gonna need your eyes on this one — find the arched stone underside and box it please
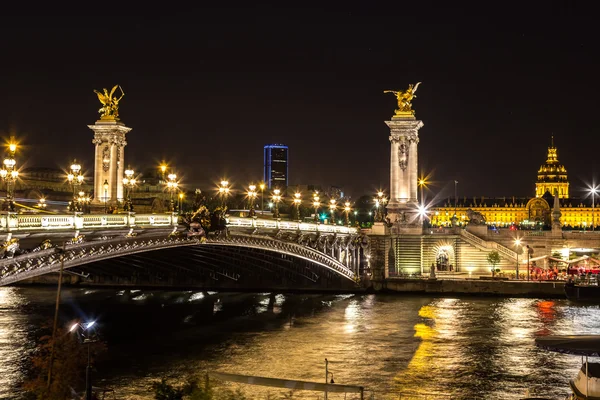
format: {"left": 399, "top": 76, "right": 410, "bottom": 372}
{"left": 0, "top": 234, "right": 361, "bottom": 291}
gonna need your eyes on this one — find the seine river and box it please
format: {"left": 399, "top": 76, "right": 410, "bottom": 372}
{"left": 1, "top": 286, "right": 598, "bottom": 399}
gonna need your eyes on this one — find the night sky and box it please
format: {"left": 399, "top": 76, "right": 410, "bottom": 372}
{"left": 0, "top": 5, "right": 597, "bottom": 200}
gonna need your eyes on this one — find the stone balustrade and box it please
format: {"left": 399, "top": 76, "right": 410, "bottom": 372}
{"left": 0, "top": 212, "right": 177, "bottom": 232}
{"left": 226, "top": 216, "right": 358, "bottom": 234}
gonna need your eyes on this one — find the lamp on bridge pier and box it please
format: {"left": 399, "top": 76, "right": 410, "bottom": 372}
{"left": 329, "top": 198, "right": 337, "bottom": 225}
{"left": 293, "top": 191, "right": 302, "bottom": 222}
{"left": 67, "top": 160, "right": 84, "bottom": 213}
{"left": 247, "top": 184, "right": 258, "bottom": 218}
{"left": 218, "top": 180, "right": 230, "bottom": 211}
{"left": 167, "top": 173, "right": 179, "bottom": 212}
{"left": 272, "top": 188, "right": 282, "bottom": 220}
{"left": 374, "top": 191, "right": 387, "bottom": 222}
{"left": 122, "top": 167, "right": 136, "bottom": 212}
{"left": 344, "top": 201, "right": 351, "bottom": 227}
{"left": 1, "top": 139, "right": 18, "bottom": 212}
{"left": 312, "top": 193, "right": 320, "bottom": 223}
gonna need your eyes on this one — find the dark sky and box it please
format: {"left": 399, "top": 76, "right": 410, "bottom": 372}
{"left": 0, "top": 4, "right": 597, "bottom": 200}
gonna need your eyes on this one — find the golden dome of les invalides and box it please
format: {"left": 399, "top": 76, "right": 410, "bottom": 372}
{"left": 430, "top": 137, "right": 595, "bottom": 229}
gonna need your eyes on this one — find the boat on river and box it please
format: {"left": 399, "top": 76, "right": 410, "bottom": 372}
{"left": 535, "top": 335, "right": 600, "bottom": 399}
{"left": 565, "top": 281, "right": 600, "bottom": 301}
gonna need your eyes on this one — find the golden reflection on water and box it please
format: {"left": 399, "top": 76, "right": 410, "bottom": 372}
{"left": 0, "top": 287, "right": 27, "bottom": 399}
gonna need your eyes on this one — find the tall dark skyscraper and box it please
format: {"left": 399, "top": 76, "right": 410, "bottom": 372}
{"left": 263, "top": 144, "right": 288, "bottom": 189}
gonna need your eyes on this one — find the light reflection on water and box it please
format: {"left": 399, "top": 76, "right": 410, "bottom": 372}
{"left": 1, "top": 287, "right": 599, "bottom": 399}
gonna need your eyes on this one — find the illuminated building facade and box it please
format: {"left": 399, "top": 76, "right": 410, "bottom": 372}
{"left": 430, "top": 138, "right": 597, "bottom": 229}
{"left": 263, "top": 144, "right": 288, "bottom": 189}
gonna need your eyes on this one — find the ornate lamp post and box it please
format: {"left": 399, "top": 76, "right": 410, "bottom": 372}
{"left": 590, "top": 184, "right": 598, "bottom": 232}
{"left": 374, "top": 191, "right": 386, "bottom": 222}
{"left": 67, "top": 160, "right": 84, "bottom": 213}
{"left": 344, "top": 201, "right": 351, "bottom": 227}
{"left": 272, "top": 188, "right": 282, "bottom": 220}
{"left": 247, "top": 184, "right": 258, "bottom": 217}
{"left": 77, "top": 191, "right": 91, "bottom": 214}
{"left": 1, "top": 140, "right": 18, "bottom": 212}
{"left": 36, "top": 197, "right": 47, "bottom": 210}
{"left": 159, "top": 164, "right": 167, "bottom": 183}
{"left": 514, "top": 238, "right": 521, "bottom": 280}
{"left": 259, "top": 182, "right": 265, "bottom": 215}
{"left": 329, "top": 198, "right": 337, "bottom": 225}
{"left": 167, "top": 173, "right": 178, "bottom": 212}
{"left": 218, "top": 180, "right": 230, "bottom": 210}
{"left": 178, "top": 192, "right": 184, "bottom": 214}
{"left": 312, "top": 193, "right": 320, "bottom": 223}
{"left": 122, "top": 167, "right": 136, "bottom": 212}
{"left": 293, "top": 192, "right": 302, "bottom": 222}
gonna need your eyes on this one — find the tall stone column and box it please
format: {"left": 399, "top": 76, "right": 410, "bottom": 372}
{"left": 89, "top": 120, "right": 131, "bottom": 205}
{"left": 385, "top": 115, "right": 423, "bottom": 225}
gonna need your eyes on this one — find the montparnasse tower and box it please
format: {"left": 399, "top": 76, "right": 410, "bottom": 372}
{"left": 535, "top": 136, "right": 569, "bottom": 199}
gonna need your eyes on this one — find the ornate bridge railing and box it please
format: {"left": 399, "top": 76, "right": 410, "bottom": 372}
{"left": 0, "top": 235, "right": 198, "bottom": 286}
{"left": 0, "top": 212, "right": 176, "bottom": 232}
{"left": 205, "top": 233, "right": 357, "bottom": 282}
{"left": 226, "top": 217, "right": 358, "bottom": 234}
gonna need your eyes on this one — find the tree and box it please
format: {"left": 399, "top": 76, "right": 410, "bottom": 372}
{"left": 487, "top": 251, "right": 501, "bottom": 277}
{"left": 22, "top": 321, "right": 106, "bottom": 399}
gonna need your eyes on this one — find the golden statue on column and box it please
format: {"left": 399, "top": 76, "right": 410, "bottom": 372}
{"left": 384, "top": 82, "right": 421, "bottom": 116}
{"left": 94, "top": 85, "right": 125, "bottom": 121}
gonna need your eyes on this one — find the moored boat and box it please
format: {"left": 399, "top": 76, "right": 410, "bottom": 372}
{"left": 565, "top": 282, "right": 600, "bottom": 301}
{"left": 536, "top": 335, "right": 600, "bottom": 399}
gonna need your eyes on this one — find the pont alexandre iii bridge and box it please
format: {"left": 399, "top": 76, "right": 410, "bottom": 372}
{"left": 0, "top": 213, "right": 369, "bottom": 291}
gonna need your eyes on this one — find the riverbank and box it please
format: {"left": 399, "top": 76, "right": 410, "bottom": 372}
{"left": 373, "top": 277, "right": 566, "bottom": 298}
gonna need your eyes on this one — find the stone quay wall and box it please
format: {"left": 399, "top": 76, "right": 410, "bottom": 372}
{"left": 372, "top": 278, "right": 566, "bottom": 298}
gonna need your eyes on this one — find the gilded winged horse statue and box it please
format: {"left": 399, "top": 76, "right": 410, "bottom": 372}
{"left": 384, "top": 82, "right": 421, "bottom": 115}
{"left": 94, "top": 85, "right": 125, "bottom": 120}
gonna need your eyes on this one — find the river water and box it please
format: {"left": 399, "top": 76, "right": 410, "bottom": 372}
{"left": 0, "top": 286, "right": 598, "bottom": 399}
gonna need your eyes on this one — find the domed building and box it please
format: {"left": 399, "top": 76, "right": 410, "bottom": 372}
{"left": 430, "top": 138, "right": 597, "bottom": 230}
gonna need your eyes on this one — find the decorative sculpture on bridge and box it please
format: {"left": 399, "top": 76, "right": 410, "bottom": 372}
{"left": 94, "top": 85, "right": 125, "bottom": 120}
{"left": 384, "top": 82, "right": 421, "bottom": 116}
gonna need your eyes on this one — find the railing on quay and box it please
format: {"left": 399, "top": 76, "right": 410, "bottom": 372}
{"left": 0, "top": 212, "right": 177, "bottom": 232}
{"left": 226, "top": 216, "right": 358, "bottom": 234}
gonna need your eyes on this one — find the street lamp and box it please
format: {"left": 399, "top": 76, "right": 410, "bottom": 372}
{"left": 418, "top": 178, "right": 427, "bottom": 207}
{"left": 77, "top": 191, "right": 91, "bottom": 214}
{"left": 218, "top": 180, "right": 230, "bottom": 210}
{"left": 69, "top": 320, "right": 98, "bottom": 400}
{"left": 178, "top": 192, "right": 184, "bottom": 214}
{"left": 1, "top": 139, "right": 18, "bottom": 213}
{"left": 36, "top": 197, "right": 47, "bottom": 210}
{"left": 293, "top": 192, "right": 302, "bottom": 222}
{"left": 67, "top": 160, "right": 84, "bottom": 213}
{"left": 122, "top": 167, "right": 136, "bottom": 212}
{"left": 590, "top": 184, "right": 598, "bottom": 232}
{"left": 344, "top": 201, "right": 351, "bottom": 227}
{"left": 167, "top": 173, "right": 178, "bottom": 212}
{"left": 102, "top": 180, "right": 109, "bottom": 213}
{"left": 514, "top": 238, "right": 521, "bottom": 280}
{"left": 247, "top": 184, "right": 258, "bottom": 217}
{"left": 312, "top": 193, "right": 320, "bottom": 223}
{"left": 375, "top": 191, "right": 386, "bottom": 222}
{"left": 259, "top": 182, "right": 265, "bottom": 215}
{"left": 272, "top": 188, "right": 282, "bottom": 220}
{"left": 324, "top": 358, "right": 335, "bottom": 400}
{"left": 159, "top": 164, "right": 167, "bottom": 183}
{"left": 329, "top": 198, "right": 337, "bottom": 225}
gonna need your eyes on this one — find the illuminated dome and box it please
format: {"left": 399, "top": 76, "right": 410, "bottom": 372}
{"left": 535, "top": 136, "right": 569, "bottom": 198}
